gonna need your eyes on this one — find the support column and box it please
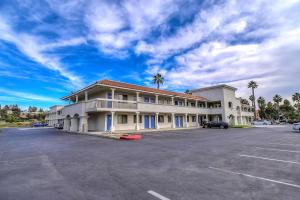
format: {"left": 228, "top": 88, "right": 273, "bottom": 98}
{"left": 85, "top": 91, "right": 88, "bottom": 102}
{"left": 206, "top": 114, "right": 209, "bottom": 122}
{"left": 185, "top": 99, "right": 188, "bottom": 107}
{"left": 111, "top": 88, "right": 115, "bottom": 108}
{"left": 70, "top": 118, "right": 77, "bottom": 132}
{"left": 79, "top": 115, "right": 89, "bottom": 133}
{"left": 205, "top": 101, "right": 208, "bottom": 108}
{"left": 155, "top": 95, "right": 159, "bottom": 104}
{"left": 75, "top": 95, "right": 78, "bottom": 103}
{"left": 136, "top": 92, "right": 140, "bottom": 102}
{"left": 111, "top": 111, "right": 115, "bottom": 132}
{"left": 171, "top": 97, "right": 174, "bottom": 105}
{"left": 63, "top": 118, "right": 69, "bottom": 131}
{"left": 172, "top": 113, "right": 175, "bottom": 128}
{"left": 195, "top": 100, "right": 198, "bottom": 107}
{"left": 156, "top": 113, "right": 159, "bottom": 129}
{"left": 185, "top": 113, "right": 188, "bottom": 128}
{"left": 135, "top": 112, "right": 140, "bottom": 130}
{"left": 196, "top": 114, "right": 199, "bottom": 127}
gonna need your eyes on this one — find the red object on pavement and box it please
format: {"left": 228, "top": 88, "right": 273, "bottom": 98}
{"left": 120, "top": 134, "right": 142, "bottom": 140}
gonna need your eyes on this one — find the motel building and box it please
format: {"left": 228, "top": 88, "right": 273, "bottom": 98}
{"left": 46, "top": 80, "right": 254, "bottom": 133}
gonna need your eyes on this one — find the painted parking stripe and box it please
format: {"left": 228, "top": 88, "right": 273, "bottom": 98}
{"left": 18, "top": 127, "right": 54, "bottom": 131}
{"left": 239, "top": 154, "right": 300, "bottom": 165}
{"left": 268, "top": 143, "right": 300, "bottom": 147}
{"left": 147, "top": 190, "right": 170, "bottom": 200}
{"left": 209, "top": 167, "right": 300, "bottom": 189}
{"left": 255, "top": 147, "right": 300, "bottom": 153}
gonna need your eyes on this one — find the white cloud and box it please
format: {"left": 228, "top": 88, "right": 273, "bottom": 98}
{"left": 140, "top": 0, "right": 300, "bottom": 101}
{"left": 0, "top": 16, "right": 83, "bottom": 88}
{"left": 84, "top": 0, "right": 178, "bottom": 57}
{"left": 0, "top": 88, "right": 61, "bottom": 102}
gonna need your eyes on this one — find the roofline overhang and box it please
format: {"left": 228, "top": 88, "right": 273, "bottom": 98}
{"left": 61, "top": 82, "right": 208, "bottom": 101}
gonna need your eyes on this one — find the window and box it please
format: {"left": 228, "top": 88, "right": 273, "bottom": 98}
{"left": 191, "top": 102, "right": 195, "bottom": 107}
{"left": 134, "top": 115, "right": 142, "bottom": 123}
{"left": 122, "top": 95, "right": 128, "bottom": 101}
{"left": 144, "top": 97, "right": 149, "bottom": 103}
{"left": 228, "top": 102, "right": 232, "bottom": 108}
{"left": 187, "top": 116, "right": 189, "bottom": 122}
{"left": 117, "top": 115, "right": 127, "bottom": 124}
{"left": 168, "top": 115, "right": 172, "bottom": 123}
{"left": 150, "top": 98, "right": 155, "bottom": 103}
{"left": 175, "top": 101, "right": 178, "bottom": 105}
{"left": 158, "top": 115, "right": 164, "bottom": 123}
{"left": 192, "top": 116, "right": 196, "bottom": 122}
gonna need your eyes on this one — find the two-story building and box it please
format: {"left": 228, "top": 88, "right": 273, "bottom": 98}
{"left": 45, "top": 105, "right": 64, "bottom": 126}
{"left": 47, "top": 79, "right": 253, "bottom": 133}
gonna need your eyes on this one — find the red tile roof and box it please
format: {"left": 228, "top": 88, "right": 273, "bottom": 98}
{"left": 97, "top": 79, "right": 207, "bottom": 101}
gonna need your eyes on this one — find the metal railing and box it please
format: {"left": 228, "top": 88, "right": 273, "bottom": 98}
{"left": 86, "top": 98, "right": 138, "bottom": 110}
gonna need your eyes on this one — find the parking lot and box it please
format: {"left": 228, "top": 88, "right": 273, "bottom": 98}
{"left": 0, "top": 126, "right": 300, "bottom": 200}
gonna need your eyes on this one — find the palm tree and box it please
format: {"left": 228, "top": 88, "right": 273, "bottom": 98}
{"left": 292, "top": 92, "right": 300, "bottom": 119}
{"left": 273, "top": 94, "right": 282, "bottom": 120}
{"left": 257, "top": 96, "right": 266, "bottom": 119}
{"left": 153, "top": 73, "right": 164, "bottom": 89}
{"left": 257, "top": 96, "right": 265, "bottom": 107}
{"left": 273, "top": 94, "right": 282, "bottom": 106}
{"left": 185, "top": 89, "right": 192, "bottom": 94}
{"left": 248, "top": 80, "right": 258, "bottom": 119}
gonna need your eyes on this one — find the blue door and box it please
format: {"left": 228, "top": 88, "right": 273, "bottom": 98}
{"left": 107, "top": 114, "right": 111, "bottom": 131}
{"left": 151, "top": 115, "right": 155, "bottom": 129}
{"left": 107, "top": 92, "right": 112, "bottom": 108}
{"left": 180, "top": 116, "right": 184, "bottom": 127}
{"left": 144, "top": 115, "right": 149, "bottom": 129}
{"left": 175, "top": 116, "right": 179, "bottom": 128}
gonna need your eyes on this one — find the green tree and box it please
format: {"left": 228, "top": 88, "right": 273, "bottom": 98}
{"left": 292, "top": 92, "right": 300, "bottom": 119}
{"left": 153, "top": 73, "right": 164, "bottom": 89}
{"left": 257, "top": 96, "right": 266, "bottom": 119}
{"left": 273, "top": 94, "right": 282, "bottom": 119}
{"left": 265, "top": 102, "right": 277, "bottom": 120}
{"left": 248, "top": 81, "right": 258, "bottom": 119}
{"left": 185, "top": 89, "right": 192, "bottom": 94}
{"left": 279, "top": 99, "right": 294, "bottom": 120}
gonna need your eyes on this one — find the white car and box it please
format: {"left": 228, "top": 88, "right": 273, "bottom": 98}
{"left": 293, "top": 123, "right": 300, "bottom": 131}
{"left": 252, "top": 120, "right": 272, "bottom": 125}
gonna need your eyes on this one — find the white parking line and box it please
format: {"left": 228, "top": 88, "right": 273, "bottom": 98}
{"left": 239, "top": 154, "right": 300, "bottom": 165}
{"left": 18, "top": 127, "right": 53, "bottom": 131}
{"left": 255, "top": 147, "right": 300, "bottom": 153}
{"left": 209, "top": 167, "right": 300, "bottom": 189}
{"left": 269, "top": 143, "right": 300, "bottom": 147}
{"left": 147, "top": 190, "right": 170, "bottom": 200}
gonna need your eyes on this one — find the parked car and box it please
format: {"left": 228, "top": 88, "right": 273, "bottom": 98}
{"left": 293, "top": 122, "right": 300, "bottom": 131}
{"left": 55, "top": 123, "right": 63, "bottom": 129}
{"left": 203, "top": 121, "right": 229, "bottom": 129}
{"left": 251, "top": 120, "right": 272, "bottom": 125}
{"left": 31, "top": 122, "right": 48, "bottom": 127}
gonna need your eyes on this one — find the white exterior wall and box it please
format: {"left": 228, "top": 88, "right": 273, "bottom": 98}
{"left": 56, "top": 83, "right": 254, "bottom": 133}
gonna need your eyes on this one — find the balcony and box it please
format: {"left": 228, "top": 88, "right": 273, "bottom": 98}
{"left": 86, "top": 98, "right": 138, "bottom": 112}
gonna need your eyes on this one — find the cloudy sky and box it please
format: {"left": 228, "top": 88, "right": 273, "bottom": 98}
{"left": 0, "top": 0, "right": 299, "bottom": 109}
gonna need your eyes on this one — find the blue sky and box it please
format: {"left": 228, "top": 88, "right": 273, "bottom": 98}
{"left": 0, "top": 0, "right": 300, "bottom": 109}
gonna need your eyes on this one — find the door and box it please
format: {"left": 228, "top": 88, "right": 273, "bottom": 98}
{"left": 151, "top": 115, "right": 155, "bottom": 129}
{"left": 107, "top": 92, "right": 112, "bottom": 108}
{"left": 175, "top": 116, "right": 179, "bottom": 128}
{"left": 180, "top": 116, "right": 184, "bottom": 127}
{"left": 144, "top": 115, "right": 149, "bottom": 129}
{"left": 106, "top": 114, "right": 111, "bottom": 131}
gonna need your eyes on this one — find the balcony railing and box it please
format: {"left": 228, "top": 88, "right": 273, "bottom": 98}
{"left": 86, "top": 98, "right": 138, "bottom": 110}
